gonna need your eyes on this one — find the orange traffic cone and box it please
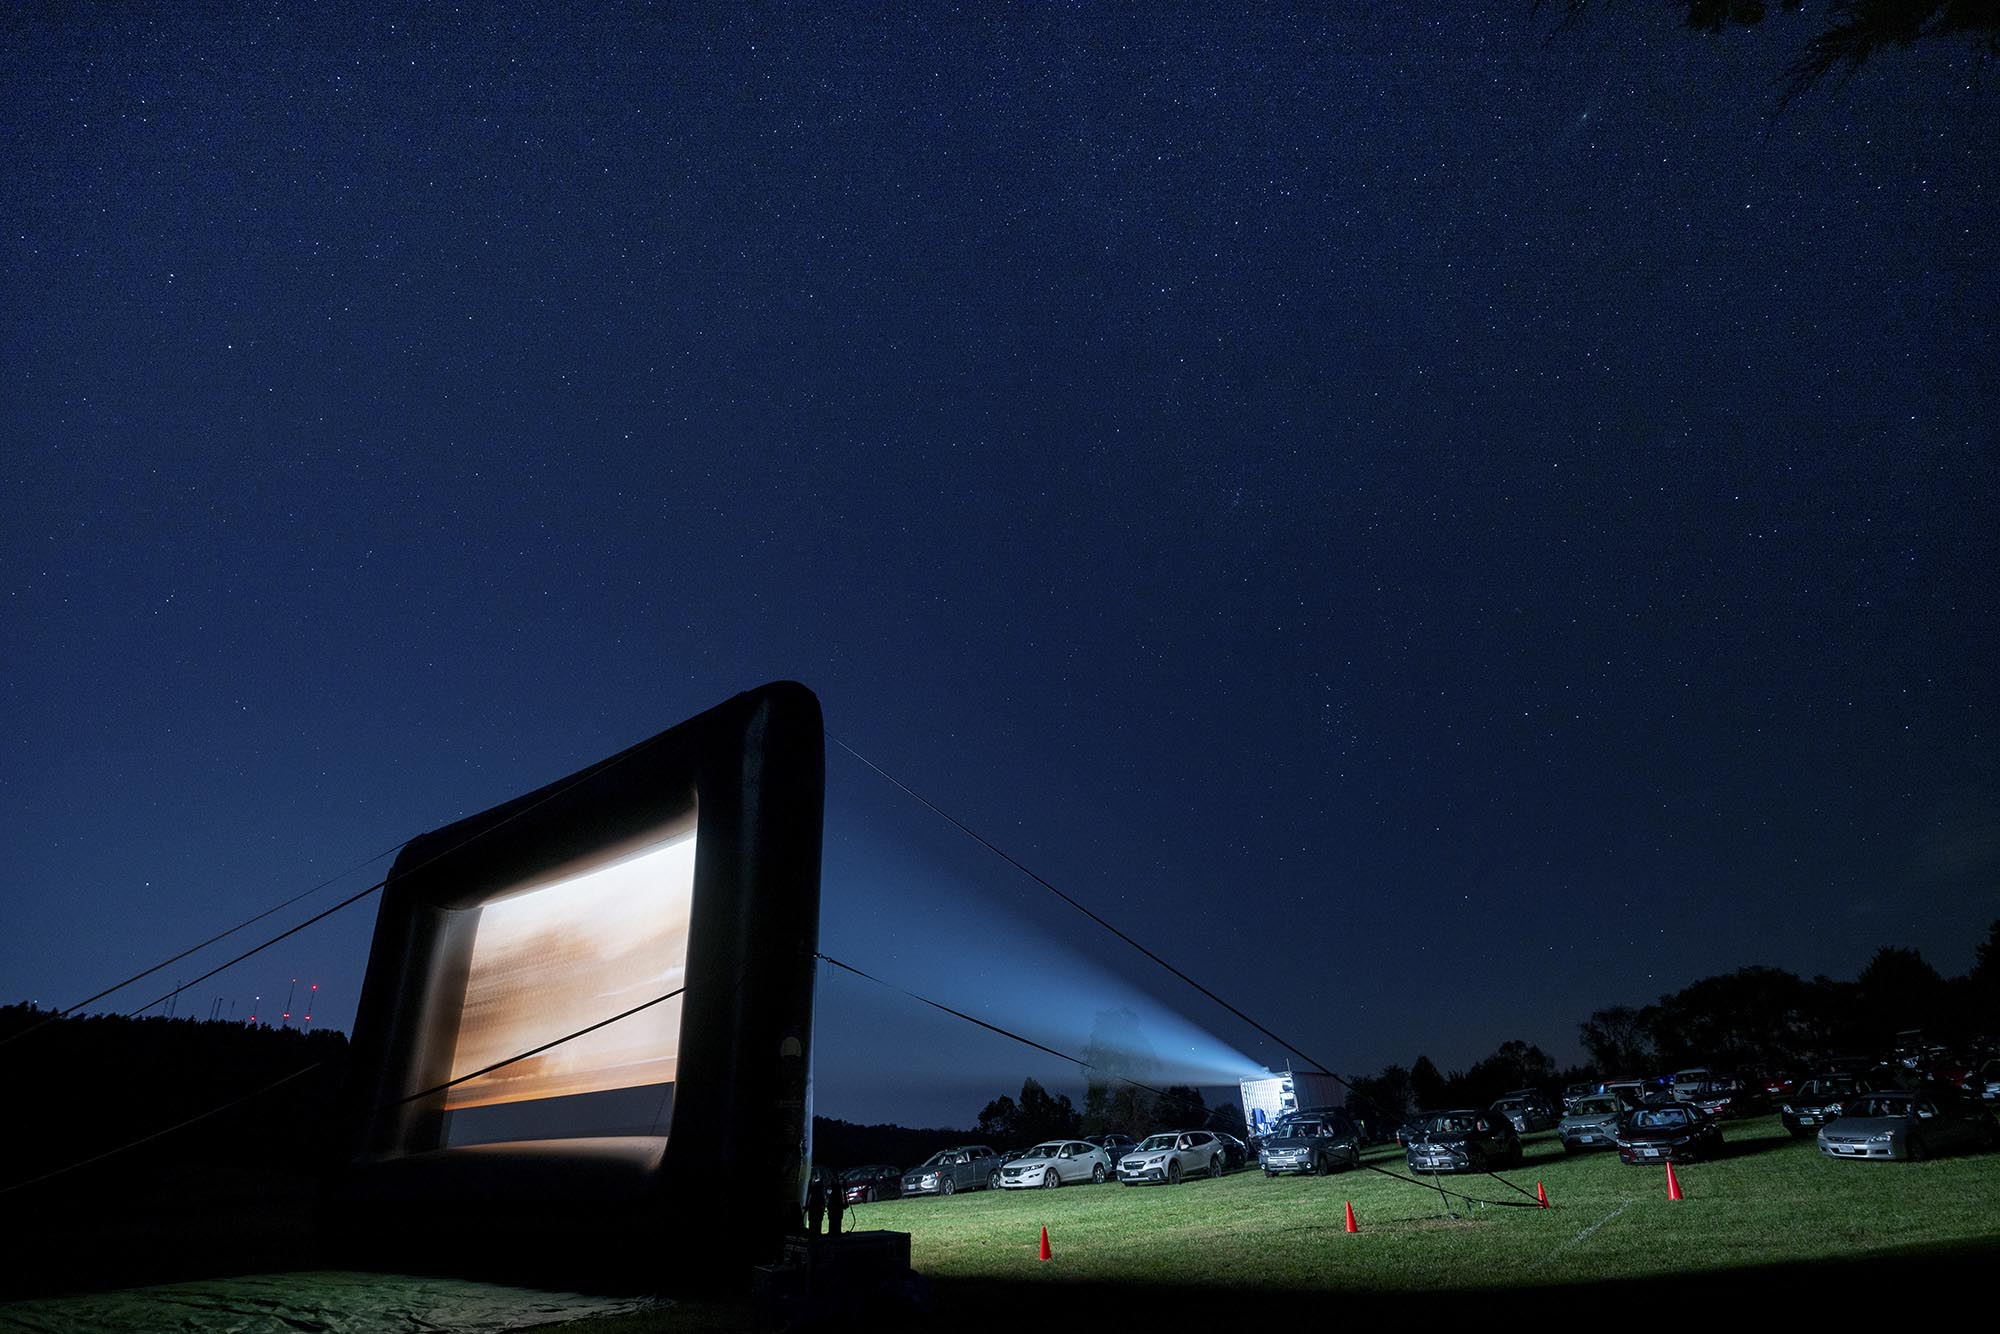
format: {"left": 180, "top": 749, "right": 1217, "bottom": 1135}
{"left": 1666, "top": 1162, "right": 1683, "bottom": 1201}
{"left": 1038, "top": 1226, "right": 1052, "bottom": 1260}
{"left": 1536, "top": 1181, "right": 1550, "bottom": 1209}
{"left": 1343, "top": 1201, "right": 1359, "bottom": 1234}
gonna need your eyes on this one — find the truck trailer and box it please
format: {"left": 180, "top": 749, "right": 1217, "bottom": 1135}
{"left": 1240, "top": 1071, "right": 1346, "bottom": 1140}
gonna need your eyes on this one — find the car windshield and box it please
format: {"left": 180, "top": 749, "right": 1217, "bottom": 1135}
{"left": 840, "top": 1167, "right": 875, "bottom": 1182}
{"left": 1018, "top": 1144, "right": 1059, "bottom": 1159}
{"left": 1633, "top": 1108, "right": 1691, "bottom": 1128}
{"left": 919, "top": 1153, "right": 950, "bottom": 1168}
{"left": 1136, "top": 1135, "right": 1178, "bottom": 1153}
{"left": 1422, "top": 1114, "right": 1478, "bottom": 1135}
{"left": 1573, "top": 1097, "right": 1619, "bottom": 1115}
{"left": 1801, "top": 1078, "right": 1857, "bottom": 1097}
{"left": 1846, "top": 1096, "right": 1910, "bottom": 1118}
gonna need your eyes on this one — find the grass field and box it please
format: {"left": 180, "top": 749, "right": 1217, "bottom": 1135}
{"left": 848, "top": 1113, "right": 2000, "bottom": 1292}
{"left": 6, "top": 1114, "right": 1992, "bottom": 1330}
{"left": 572, "top": 1113, "right": 2000, "bottom": 1329}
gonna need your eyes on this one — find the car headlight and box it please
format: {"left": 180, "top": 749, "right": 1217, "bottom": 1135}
{"left": 1825, "top": 1103, "right": 1842, "bottom": 1114}
{"left": 921, "top": 1173, "right": 938, "bottom": 1185}
{"left": 1781, "top": 1104, "right": 1794, "bottom": 1114}
{"left": 1867, "top": 1133, "right": 1893, "bottom": 1143}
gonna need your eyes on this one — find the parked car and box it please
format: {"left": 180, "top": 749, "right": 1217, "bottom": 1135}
{"left": 1613, "top": 1102, "right": 1722, "bottom": 1165}
{"left": 1817, "top": 1091, "right": 1999, "bottom": 1162}
{"left": 1668, "top": 1068, "right": 1716, "bottom": 1097}
{"left": 900, "top": 1145, "right": 1003, "bottom": 1196}
{"left": 1117, "top": 1130, "right": 1226, "bottom": 1185}
{"left": 1966, "top": 1059, "right": 2000, "bottom": 1103}
{"left": 1684, "top": 1073, "right": 1759, "bottom": 1119}
{"left": 1557, "top": 1094, "right": 1625, "bottom": 1153}
{"left": 1085, "top": 1133, "right": 1137, "bottom": 1160}
{"left": 1497, "top": 1088, "right": 1558, "bottom": 1119}
{"left": 1781, "top": 1074, "right": 1870, "bottom": 1138}
{"left": 838, "top": 1164, "right": 903, "bottom": 1205}
{"left": 1259, "top": 1112, "right": 1363, "bottom": 1176}
{"left": 998, "top": 1140, "right": 1112, "bottom": 1189}
{"left": 1757, "top": 1069, "right": 1800, "bottom": 1100}
{"left": 1214, "top": 1131, "right": 1252, "bottom": 1170}
{"left": 1404, "top": 1109, "right": 1522, "bottom": 1174}
{"left": 1599, "top": 1078, "right": 1650, "bottom": 1108}
{"left": 1561, "top": 1082, "right": 1594, "bottom": 1111}
{"left": 1492, "top": 1095, "right": 1556, "bottom": 1133}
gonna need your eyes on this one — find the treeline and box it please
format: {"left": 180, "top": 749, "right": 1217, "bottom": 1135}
{"left": 0, "top": 1003, "right": 351, "bottom": 1199}
{"left": 1345, "top": 921, "right": 2000, "bottom": 1125}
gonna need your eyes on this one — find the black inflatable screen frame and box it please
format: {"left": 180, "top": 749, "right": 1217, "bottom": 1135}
{"left": 325, "top": 682, "right": 822, "bottom": 1286}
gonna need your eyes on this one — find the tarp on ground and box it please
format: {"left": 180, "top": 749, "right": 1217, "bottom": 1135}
{"left": 0, "top": 1270, "right": 659, "bottom": 1334}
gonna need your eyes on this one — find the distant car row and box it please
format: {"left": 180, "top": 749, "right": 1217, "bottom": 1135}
{"left": 1550, "top": 1084, "right": 1998, "bottom": 1165}
{"left": 836, "top": 1070, "right": 2000, "bottom": 1205}
{"left": 1558, "top": 1053, "right": 2000, "bottom": 1118}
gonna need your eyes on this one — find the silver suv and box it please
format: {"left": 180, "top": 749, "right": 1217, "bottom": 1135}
{"left": 900, "top": 1144, "right": 1002, "bottom": 1196}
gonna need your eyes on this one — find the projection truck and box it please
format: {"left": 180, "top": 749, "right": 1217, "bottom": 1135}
{"left": 1240, "top": 1070, "right": 1346, "bottom": 1141}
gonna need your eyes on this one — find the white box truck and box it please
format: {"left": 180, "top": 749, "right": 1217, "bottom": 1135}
{"left": 1240, "top": 1071, "right": 1346, "bottom": 1141}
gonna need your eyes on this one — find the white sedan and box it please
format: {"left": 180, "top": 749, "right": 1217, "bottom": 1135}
{"left": 1117, "top": 1130, "right": 1226, "bottom": 1186}
{"left": 997, "top": 1140, "right": 1112, "bottom": 1188}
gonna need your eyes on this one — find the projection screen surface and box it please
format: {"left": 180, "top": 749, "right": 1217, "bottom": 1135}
{"left": 440, "top": 828, "right": 695, "bottom": 1144}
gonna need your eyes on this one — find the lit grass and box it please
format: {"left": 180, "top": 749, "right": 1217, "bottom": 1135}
{"left": 855, "top": 1117, "right": 2000, "bottom": 1293}
{"left": 567, "top": 1116, "right": 2000, "bottom": 1329}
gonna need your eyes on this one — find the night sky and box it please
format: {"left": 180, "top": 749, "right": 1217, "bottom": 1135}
{"left": 4, "top": 5, "right": 1995, "bottom": 1128}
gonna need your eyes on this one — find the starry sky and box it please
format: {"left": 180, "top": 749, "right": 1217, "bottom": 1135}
{"left": 4, "top": 4, "right": 1996, "bottom": 1128}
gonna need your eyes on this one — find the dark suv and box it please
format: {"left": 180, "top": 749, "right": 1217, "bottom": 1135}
{"left": 1258, "top": 1110, "right": 1364, "bottom": 1176}
{"left": 1405, "top": 1108, "right": 1523, "bottom": 1174}
{"left": 1781, "top": 1073, "right": 1871, "bottom": 1138}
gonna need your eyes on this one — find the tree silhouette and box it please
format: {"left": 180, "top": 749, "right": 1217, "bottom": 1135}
{"left": 1854, "top": 945, "right": 1949, "bottom": 1042}
{"left": 1410, "top": 1055, "right": 1447, "bottom": 1110}
{"left": 1554, "top": 1, "right": 2000, "bottom": 100}
{"left": 1079, "top": 1007, "right": 1163, "bottom": 1136}
{"left": 1579, "top": 1003, "right": 1656, "bottom": 1073}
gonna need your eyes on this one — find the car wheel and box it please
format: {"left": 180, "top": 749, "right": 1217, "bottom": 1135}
{"left": 1467, "top": 1148, "right": 1487, "bottom": 1173}
{"left": 940, "top": 1177, "right": 956, "bottom": 1196}
{"left": 1906, "top": 1136, "right": 1926, "bottom": 1162}
{"left": 1264, "top": 1169, "right": 1276, "bottom": 1177}
{"left": 1092, "top": 1164, "right": 1106, "bottom": 1183}
{"left": 1346, "top": 1145, "right": 1361, "bottom": 1171}
{"left": 1042, "top": 1168, "right": 1060, "bottom": 1189}
{"left": 1210, "top": 1154, "right": 1222, "bottom": 1178}
{"left": 988, "top": 1170, "right": 1002, "bottom": 1190}
{"left": 865, "top": 1186, "right": 878, "bottom": 1203}
{"left": 1167, "top": 1161, "right": 1182, "bottom": 1185}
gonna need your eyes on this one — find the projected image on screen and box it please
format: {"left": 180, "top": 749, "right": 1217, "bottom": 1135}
{"left": 441, "top": 828, "right": 694, "bottom": 1146}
